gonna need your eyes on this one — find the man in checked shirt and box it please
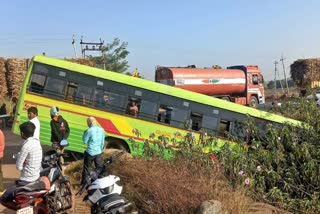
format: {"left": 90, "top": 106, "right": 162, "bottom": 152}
{"left": 0, "top": 121, "right": 42, "bottom": 208}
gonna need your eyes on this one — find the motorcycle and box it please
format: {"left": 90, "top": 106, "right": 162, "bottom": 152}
{"left": 77, "top": 150, "right": 134, "bottom": 214}
{"left": 2, "top": 149, "right": 74, "bottom": 214}
{"left": 40, "top": 149, "right": 74, "bottom": 213}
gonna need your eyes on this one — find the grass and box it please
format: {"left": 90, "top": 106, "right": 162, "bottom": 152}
{"left": 65, "top": 150, "right": 253, "bottom": 214}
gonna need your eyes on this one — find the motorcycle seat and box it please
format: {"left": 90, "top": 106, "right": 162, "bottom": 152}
{"left": 15, "top": 176, "right": 51, "bottom": 194}
{"left": 16, "top": 189, "right": 47, "bottom": 196}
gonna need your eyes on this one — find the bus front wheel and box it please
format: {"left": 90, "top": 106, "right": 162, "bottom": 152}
{"left": 105, "top": 138, "right": 130, "bottom": 152}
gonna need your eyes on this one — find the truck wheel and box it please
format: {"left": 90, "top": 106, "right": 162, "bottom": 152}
{"left": 249, "top": 96, "right": 258, "bottom": 107}
{"left": 221, "top": 96, "right": 230, "bottom": 102}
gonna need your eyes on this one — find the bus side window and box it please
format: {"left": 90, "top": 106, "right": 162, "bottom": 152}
{"left": 202, "top": 115, "right": 218, "bottom": 132}
{"left": 93, "top": 89, "right": 106, "bottom": 108}
{"left": 108, "top": 92, "right": 126, "bottom": 113}
{"left": 158, "top": 105, "right": 172, "bottom": 124}
{"left": 44, "top": 77, "right": 65, "bottom": 99}
{"left": 190, "top": 112, "right": 202, "bottom": 131}
{"left": 29, "top": 74, "right": 46, "bottom": 94}
{"left": 126, "top": 98, "right": 140, "bottom": 117}
{"left": 65, "top": 82, "right": 77, "bottom": 102}
{"left": 76, "top": 85, "right": 93, "bottom": 105}
{"left": 139, "top": 99, "right": 157, "bottom": 121}
{"left": 218, "top": 119, "right": 230, "bottom": 137}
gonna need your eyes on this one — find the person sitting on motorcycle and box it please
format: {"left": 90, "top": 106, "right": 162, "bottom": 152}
{"left": 0, "top": 121, "right": 43, "bottom": 208}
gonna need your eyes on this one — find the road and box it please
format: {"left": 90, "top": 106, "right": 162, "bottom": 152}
{"left": 1, "top": 126, "right": 22, "bottom": 213}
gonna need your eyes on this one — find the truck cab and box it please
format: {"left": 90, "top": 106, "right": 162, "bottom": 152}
{"left": 227, "top": 65, "right": 265, "bottom": 107}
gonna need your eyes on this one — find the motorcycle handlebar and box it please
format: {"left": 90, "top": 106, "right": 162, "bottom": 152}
{"left": 76, "top": 183, "right": 87, "bottom": 195}
{"left": 105, "top": 150, "right": 126, "bottom": 164}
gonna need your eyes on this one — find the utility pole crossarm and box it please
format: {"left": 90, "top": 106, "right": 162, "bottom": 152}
{"left": 80, "top": 36, "right": 105, "bottom": 59}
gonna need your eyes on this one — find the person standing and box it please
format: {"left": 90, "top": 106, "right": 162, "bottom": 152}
{"left": 0, "top": 128, "right": 5, "bottom": 194}
{"left": 81, "top": 117, "right": 105, "bottom": 185}
{"left": 50, "top": 106, "right": 70, "bottom": 150}
{"left": 27, "top": 107, "right": 40, "bottom": 140}
{"left": 0, "top": 122, "right": 42, "bottom": 208}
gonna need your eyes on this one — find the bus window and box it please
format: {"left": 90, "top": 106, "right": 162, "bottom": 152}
{"left": 171, "top": 108, "right": 188, "bottom": 129}
{"left": 76, "top": 85, "right": 93, "bottom": 105}
{"left": 218, "top": 119, "right": 231, "bottom": 137}
{"left": 29, "top": 73, "right": 46, "bottom": 94}
{"left": 190, "top": 112, "right": 202, "bottom": 131}
{"left": 126, "top": 98, "right": 140, "bottom": 117}
{"left": 65, "top": 82, "right": 77, "bottom": 102}
{"left": 139, "top": 99, "right": 157, "bottom": 121}
{"left": 202, "top": 115, "right": 218, "bottom": 131}
{"left": 44, "top": 77, "right": 65, "bottom": 99}
{"left": 93, "top": 89, "right": 106, "bottom": 108}
{"left": 108, "top": 92, "right": 126, "bottom": 113}
{"left": 158, "top": 105, "right": 172, "bottom": 124}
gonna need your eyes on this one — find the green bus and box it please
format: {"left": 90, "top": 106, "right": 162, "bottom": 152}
{"left": 12, "top": 55, "right": 302, "bottom": 156}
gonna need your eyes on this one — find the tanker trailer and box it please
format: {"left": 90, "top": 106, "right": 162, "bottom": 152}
{"left": 155, "top": 65, "right": 265, "bottom": 107}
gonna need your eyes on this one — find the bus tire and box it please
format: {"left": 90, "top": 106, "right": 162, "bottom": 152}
{"left": 249, "top": 96, "right": 258, "bottom": 108}
{"left": 105, "top": 137, "right": 130, "bottom": 152}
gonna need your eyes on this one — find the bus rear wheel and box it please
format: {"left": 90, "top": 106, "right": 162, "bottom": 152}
{"left": 105, "top": 138, "right": 130, "bottom": 152}
{"left": 249, "top": 96, "right": 258, "bottom": 108}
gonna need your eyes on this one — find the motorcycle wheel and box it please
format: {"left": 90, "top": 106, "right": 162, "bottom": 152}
{"left": 91, "top": 205, "right": 107, "bottom": 214}
{"left": 47, "top": 179, "right": 74, "bottom": 213}
{"left": 58, "top": 180, "right": 74, "bottom": 213}
{"left": 34, "top": 204, "right": 47, "bottom": 214}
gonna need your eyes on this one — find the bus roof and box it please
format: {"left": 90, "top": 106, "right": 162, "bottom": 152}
{"left": 32, "top": 55, "right": 302, "bottom": 126}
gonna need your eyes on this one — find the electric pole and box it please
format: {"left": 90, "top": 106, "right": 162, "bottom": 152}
{"left": 72, "top": 35, "right": 78, "bottom": 58}
{"left": 280, "top": 54, "right": 290, "bottom": 95}
{"left": 274, "top": 60, "right": 284, "bottom": 93}
{"left": 274, "top": 61, "right": 278, "bottom": 97}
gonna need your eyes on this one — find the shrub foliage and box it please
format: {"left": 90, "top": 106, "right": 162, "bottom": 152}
{"left": 66, "top": 97, "right": 319, "bottom": 213}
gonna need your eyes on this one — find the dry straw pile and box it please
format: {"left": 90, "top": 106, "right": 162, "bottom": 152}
{"left": 6, "top": 58, "right": 30, "bottom": 99}
{"left": 290, "top": 58, "right": 320, "bottom": 87}
{"left": 65, "top": 58, "right": 96, "bottom": 67}
{"left": 0, "top": 58, "right": 8, "bottom": 99}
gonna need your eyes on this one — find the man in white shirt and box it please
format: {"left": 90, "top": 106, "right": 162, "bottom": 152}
{"left": 27, "top": 107, "right": 40, "bottom": 140}
{"left": 0, "top": 121, "right": 42, "bottom": 208}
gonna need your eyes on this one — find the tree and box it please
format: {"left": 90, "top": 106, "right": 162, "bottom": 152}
{"left": 88, "top": 38, "right": 129, "bottom": 73}
{"left": 267, "top": 80, "right": 275, "bottom": 89}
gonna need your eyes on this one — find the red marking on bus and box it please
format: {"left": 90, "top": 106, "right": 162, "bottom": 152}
{"left": 202, "top": 79, "right": 209, "bottom": 83}
{"left": 95, "top": 118, "right": 120, "bottom": 135}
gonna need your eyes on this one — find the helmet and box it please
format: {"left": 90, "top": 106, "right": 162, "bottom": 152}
{"left": 50, "top": 106, "right": 59, "bottom": 116}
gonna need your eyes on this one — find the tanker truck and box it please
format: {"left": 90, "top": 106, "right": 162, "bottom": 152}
{"left": 155, "top": 65, "right": 265, "bottom": 107}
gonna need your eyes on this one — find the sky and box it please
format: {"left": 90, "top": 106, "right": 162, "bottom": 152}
{"left": 1, "top": 0, "right": 320, "bottom": 81}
